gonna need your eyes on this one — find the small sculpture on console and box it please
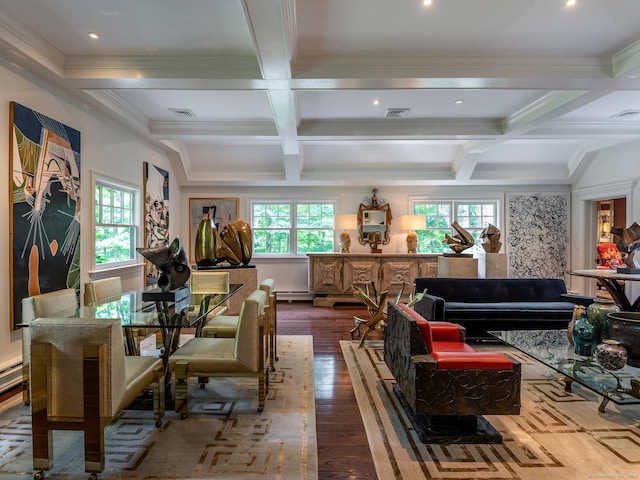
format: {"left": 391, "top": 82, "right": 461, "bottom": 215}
{"left": 481, "top": 224, "right": 502, "bottom": 253}
{"left": 611, "top": 222, "right": 640, "bottom": 269}
{"left": 137, "top": 236, "right": 191, "bottom": 291}
{"left": 195, "top": 206, "right": 253, "bottom": 267}
{"left": 443, "top": 220, "right": 475, "bottom": 254}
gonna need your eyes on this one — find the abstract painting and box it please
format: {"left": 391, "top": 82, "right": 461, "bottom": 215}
{"left": 143, "top": 162, "right": 170, "bottom": 279}
{"left": 9, "top": 102, "right": 81, "bottom": 330}
{"left": 188, "top": 198, "right": 238, "bottom": 263}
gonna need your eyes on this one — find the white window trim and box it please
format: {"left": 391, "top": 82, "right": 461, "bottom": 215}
{"left": 91, "top": 170, "right": 142, "bottom": 271}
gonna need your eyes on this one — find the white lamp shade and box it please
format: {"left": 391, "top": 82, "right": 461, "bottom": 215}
{"left": 335, "top": 214, "right": 357, "bottom": 230}
{"left": 401, "top": 214, "right": 425, "bottom": 231}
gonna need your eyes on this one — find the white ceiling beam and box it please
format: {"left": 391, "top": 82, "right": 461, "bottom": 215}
{"left": 451, "top": 149, "right": 479, "bottom": 181}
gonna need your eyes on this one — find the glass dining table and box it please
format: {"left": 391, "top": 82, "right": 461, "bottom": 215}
{"left": 51, "top": 283, "right": 245, "bottom": 372}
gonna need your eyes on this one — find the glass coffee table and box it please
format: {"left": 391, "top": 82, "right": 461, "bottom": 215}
{"left": 489, "top": 329, "right": 640, "bottom": 413}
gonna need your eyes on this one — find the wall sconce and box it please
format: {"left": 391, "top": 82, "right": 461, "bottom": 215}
{"left": 401, "top": 214, "right": 426, "bottom": 254}
{"left": 335, "top": 214, "right": 357, "bottom": 253}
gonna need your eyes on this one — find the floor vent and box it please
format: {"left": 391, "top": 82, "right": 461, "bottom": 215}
{"left": 385, "top": 108, "right": 410, "bottom": 118}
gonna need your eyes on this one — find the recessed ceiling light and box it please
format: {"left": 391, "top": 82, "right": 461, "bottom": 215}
{"left": 88, "top": 32, "right": 100, "bottom": 39}
{"left": 565, "top": 0, "right": 577, "bottom": 7}
{"left": 373, "top": 99, "right": 380, "bottom": 106}
{"left": 455, "top": 99, "right": 464, "bottom": 104}
{"left": 422, "top": 0, "right": 434, "bottom": 6}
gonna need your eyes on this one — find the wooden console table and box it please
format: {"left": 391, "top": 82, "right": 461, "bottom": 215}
{"left": 307, "top": 253, "right": 439, "bottom": 307}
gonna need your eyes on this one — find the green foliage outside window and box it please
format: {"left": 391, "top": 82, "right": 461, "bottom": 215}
{"left": 95, "top": 183, "right": 136, "bottom": 265}
{"left": 252, "top": 201, "right": 335, "bottom": 254}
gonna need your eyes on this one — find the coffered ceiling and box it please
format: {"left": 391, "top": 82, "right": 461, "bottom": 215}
{"left": 2, "top": 0, "right": 640, "bottom": 187}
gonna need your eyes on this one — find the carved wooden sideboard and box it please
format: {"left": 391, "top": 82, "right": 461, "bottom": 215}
{"left": 307, "top": 253, "right": 439, "bottom": 307}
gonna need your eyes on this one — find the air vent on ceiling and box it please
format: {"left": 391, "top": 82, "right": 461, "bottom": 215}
{"left": 385, "top": 108, "right": 410, "bottom": 118}
{"left": 611, "top": 110, "right": 640, "bottom": 119}
{"left": 169, "top": 108, "right": 196, "bottom": 119}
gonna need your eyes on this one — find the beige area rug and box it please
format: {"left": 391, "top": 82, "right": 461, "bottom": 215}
{"left": 0, "top": 335, "right": 317, "bottom": 480}
{"left": 341, "top": 339, "right": 640, "bottom": 480}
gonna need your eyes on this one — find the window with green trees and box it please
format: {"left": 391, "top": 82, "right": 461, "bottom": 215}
{"left": 95, "top": 181, "right": 138, "bottom": 266}
{"left": 252, "top": 201, "right": 335, "bottom": 254}
{"left": 413, "top": 200, "right": 499, "bottom": 253}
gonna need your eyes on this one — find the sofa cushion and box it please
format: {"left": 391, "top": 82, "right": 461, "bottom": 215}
{"left": 445, "top": 301, "right": 574, "bottom": 320}
{"left": 431, "top": 351, "right": 514, "bottom": 370}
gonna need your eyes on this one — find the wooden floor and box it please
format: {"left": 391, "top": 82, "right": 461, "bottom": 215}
{"left": 1, "top": 301, "right": 380, "bottom": 480}
{"left": 277, "top": 301, "right": 381, "bottom": 480}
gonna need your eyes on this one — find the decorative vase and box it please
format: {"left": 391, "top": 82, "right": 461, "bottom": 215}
{"left": 587, "top": 298, "right": 620, "bottom": 342}
{"left": 573, "top": 313, "right": 596, "bottom": 357}
{"left": 606, "top": 312, "right": 640, "bottom": 367}
{"left": 595, "top": 339, "right": 628, "bottom": 370}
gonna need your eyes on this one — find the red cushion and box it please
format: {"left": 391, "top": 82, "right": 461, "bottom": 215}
{"left": 399, "top": 304, "right": 434, "bottom": 352}
{"left": 597, "top": 242, "right": 622, "bottom": 268}
{"left": 432, "top": 341, "right": 476, "bottom": 353}
{"left": 431, "top": 351, "right": 514, "bottom": 370}
{"left": 430, "top": 322, "right": 463, "bottom": 342}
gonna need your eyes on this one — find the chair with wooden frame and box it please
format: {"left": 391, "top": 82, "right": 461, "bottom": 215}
{"left": 168, "top": 288, "right": 269, "bottom": 417}
{"left": 21, "top": 288, "right": 79, "bottom": 406}
{"left": 29, "top": 317, "right": 165, "bottom": 480}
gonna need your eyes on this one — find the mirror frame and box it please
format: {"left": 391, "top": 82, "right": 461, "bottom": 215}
{"left": 357, "top": 189, "right": 392, "bottom": 246}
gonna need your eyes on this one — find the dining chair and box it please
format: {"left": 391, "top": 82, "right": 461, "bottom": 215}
{"left": 188, "top": 271, "right": 229, "bottom": 337}
{"left": 168, "top": 288, "right": 269, "bottom": 417}
{"left": 21, "top": 288, "right": 79, "bottom": 406}
{"left": 85, "top": 276, "right": 157, "bottom": 355}
{"left": 30, "top": 316, "right": 165, "bottom": 479}
{"left": 84, "top": 277, "right": 124, "bottom": 305}
{"left": 200, "top": 278, "right": 277, "bottom": 370}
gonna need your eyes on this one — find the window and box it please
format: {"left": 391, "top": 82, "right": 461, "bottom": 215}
{"left": 252, "top": 201, "right": 335, "bottom": 255}
{"left": 94, "top": 180, "right": 138, "bottom": 267}
{"left": 412, "top": 199, "right": 499, "bottom": 253}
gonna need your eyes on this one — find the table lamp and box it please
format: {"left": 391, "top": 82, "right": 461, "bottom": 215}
{"left": 335, "top": 214, "right": 357, "bottom": 253}
{"left": 401, "top": 214, "right": 426, "bottom": 254}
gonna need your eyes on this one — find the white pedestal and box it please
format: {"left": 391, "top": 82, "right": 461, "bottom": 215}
{"left": 476, "top": 252, "right": 508, "bottom": 278}
{"left": 437, "top": 256, "right": 478, "bottom": 278}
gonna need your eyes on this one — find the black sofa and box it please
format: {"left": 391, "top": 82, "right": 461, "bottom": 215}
{"left": 413, "top": 277, "right": 593, "bottom": 339}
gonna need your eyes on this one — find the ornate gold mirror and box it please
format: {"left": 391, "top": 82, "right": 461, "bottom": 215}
{"left": 357, "top": 188, "right": 392, "bottom": 252}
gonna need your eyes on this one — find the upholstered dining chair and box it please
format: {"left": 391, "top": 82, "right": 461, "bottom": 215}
{"left": 84, "top": 277, "right": 124, "bottom": 306}
{"left": 85, "top": 276, "right": 158, "bottom": 356}
{"left": 21, "top": 288, "right": 79, "bottom": 406}
{"left": 168, "top": 288, "right": 269, "bottom": 417}
{"left": 200, "top": 278, "right": 277, "bottom": 370}
{"left": 29, "top": 317, "right": 165, "bottom": 480}
{"left": 188, "top": 271, "right": 230, "bottom": 337}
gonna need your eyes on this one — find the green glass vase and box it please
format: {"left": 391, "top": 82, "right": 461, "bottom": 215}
{"left": 587, "top": 298, "right": 620, "bottom": 343}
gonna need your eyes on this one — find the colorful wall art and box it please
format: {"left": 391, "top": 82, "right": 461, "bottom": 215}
{"left": 9, "top": 102, "right": 81, "bottom": 330}
{"left": 143, "top": 162, "right": 170, "bottom": 279}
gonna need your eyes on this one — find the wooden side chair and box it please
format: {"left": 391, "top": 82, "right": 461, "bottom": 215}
{"left": 168, "top": 289, "right": 269, "bottom": 417}
{"left": 21, "top": 288, "right": 79, "bottom": 406}
{"left": 30, "top": 317, "right": 165, "bottom": 479}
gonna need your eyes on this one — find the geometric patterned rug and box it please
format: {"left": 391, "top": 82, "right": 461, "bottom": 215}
{"left": 0, "top": 335, "right": 317, "bottom": 479}
{"left": 341, "top": 339, "right": 640, "bottom": 480}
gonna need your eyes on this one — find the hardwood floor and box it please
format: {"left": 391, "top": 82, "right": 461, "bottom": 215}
{"left": 277, "top": 301, "right": 382, "bottom": 480}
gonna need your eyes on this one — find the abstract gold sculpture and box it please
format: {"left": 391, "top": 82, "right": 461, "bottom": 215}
{"left": 443, "top": 220, "right": 475, "bottom": 254}
{"left": 195, "top": 209, "right": 253, "bottom": 267}
{"left": 481, "top": 224, "right": 502, "bottom": 253}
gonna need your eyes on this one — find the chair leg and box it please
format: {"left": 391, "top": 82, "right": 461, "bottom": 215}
{"left": 174, "top": 361, "right": 189, "bottom": 418}
{"left": 153, "top": 369, "right": 166, "bottom": 427}
{"left": 258, "top": 373, "right": 266, "bottom": 412}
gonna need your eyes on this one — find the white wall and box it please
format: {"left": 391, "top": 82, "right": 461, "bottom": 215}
{"left": 0, "top": 63, "right": 177, "bottom": 373}
{"left": 181, "top": 184, "right": 571, "bottom": 299}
